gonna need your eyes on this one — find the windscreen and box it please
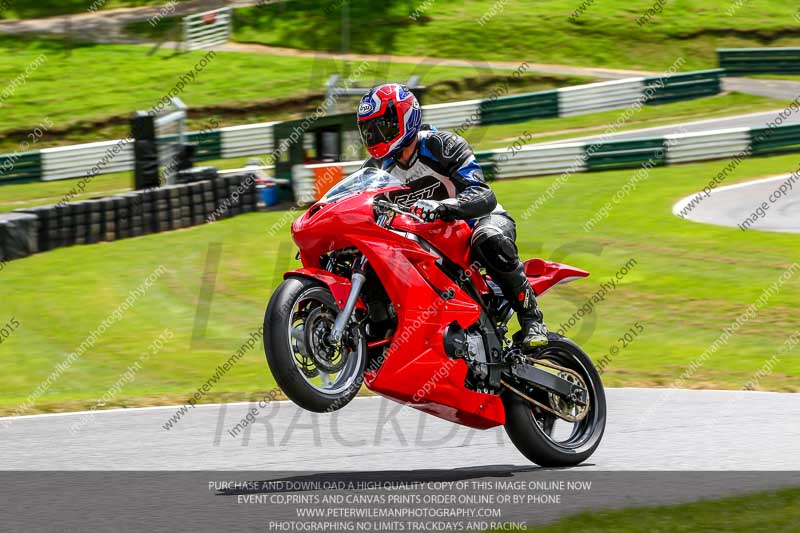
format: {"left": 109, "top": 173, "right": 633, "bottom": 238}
{"left": 320, "top": 167, "right": 404, "bottom": 203}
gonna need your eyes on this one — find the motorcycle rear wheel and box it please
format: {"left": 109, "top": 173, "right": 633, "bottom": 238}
{"left": 264, "top": 276, "right": 366, "bottom": 413}
{"left": 503, "top": 333, "right": 606, "bottom": 467}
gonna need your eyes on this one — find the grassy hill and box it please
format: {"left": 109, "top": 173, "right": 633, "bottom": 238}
{"left": 0, "top": 0, "right": 186, "bottom": 19}
{"left": 233, "top": 0, "right": 800, "bottom": 71}
{"left": 0, "top": 36, "right": 589, "bottom": 150}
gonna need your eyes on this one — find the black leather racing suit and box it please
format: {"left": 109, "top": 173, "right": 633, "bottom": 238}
{"left": 363, "top": 128, "right": 544, "bottom": 329}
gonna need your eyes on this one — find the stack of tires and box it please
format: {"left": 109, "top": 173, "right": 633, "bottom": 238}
{"left": 0, "top": 212, "right": 39, "bottom": 263}
{"left": 3, "top": 173, "right": 259, "bottom": 264}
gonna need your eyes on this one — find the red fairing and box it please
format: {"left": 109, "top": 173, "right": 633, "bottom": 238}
{"left": 523, "top": 259, "right": 590, "bottom": 296}
{"left": 283, "top": 268, "right": 367, "bottom": 311}
{"left": 290, "top": 188, "right": 588, "bottom": 430}
{"left": 292, "top": 190, "right": 504, "bottom": 429}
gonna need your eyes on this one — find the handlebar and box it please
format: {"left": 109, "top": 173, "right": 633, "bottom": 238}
{"left": 374, "top": 199, "right": 426, "bottom": 223}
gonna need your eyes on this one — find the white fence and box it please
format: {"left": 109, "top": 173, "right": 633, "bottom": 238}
{"left": 664, "top": 128, "right": 751, "bottom": 164}
{"left": 183, "top": 7, "right": 233, "bottom": 51}
{"left": 220, "top": 121, "right": 278, "bottom": 159}
{"left": 284, "top": 125, "right": 780, "bottom": 193}
{"left": 9, "top": 70, "right": 730, "bottom": 183}
{"left": 41, "top": 140, "right": 135, "bottom": 182}
{"left": 558, "top": 78, "right": 646, "bottom": 117}
{"left": 421, "top": 100, "right": 481, "bottom": 129}
{"left": 492, "top": 142, "right": 587, "bottom": 178}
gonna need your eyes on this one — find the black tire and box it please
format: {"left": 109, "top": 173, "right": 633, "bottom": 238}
{"left": 264, "top": 276, "right": 366, "bottom": 413}
{"left": 503, "top": 333, "right": 606, "bottom": 467}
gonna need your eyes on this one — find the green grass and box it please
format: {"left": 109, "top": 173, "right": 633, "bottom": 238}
{"left": 0, "top": 0, "right": 186, "bottom": 19}
{"left": 1, "top": 152, "right": 799, "bottom": 414}
{"left": 232, "top": 0, "right": 800, "bottom": 71}
{"left": 750, "top": 74, "right": 800, "bottom": 82}
{"left": 466, "top": 92, "right": 789, "bottom": 151}
{"left": 0, "top": 36, "right": 587, "bottom": 147}
{"left": 500, "top": 488, "right": 800, "bottom": 532}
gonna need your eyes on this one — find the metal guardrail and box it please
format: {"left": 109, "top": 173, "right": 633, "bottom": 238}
{"left": 289, "top": 122, "right": 800, "bottom": 204}
{"left": 0, "top": 151, "right": 42, "bottom": 184}
{"left": 665, "top": 128, "right": 750, "bottom": 164}
{"left": 719, "top": 48, "right": 800, "bottom": 76}
{"left": 40, "top": 140, "right": 135, "bottom": 182}
{"left": 219, "top": 122, "right": 278, "bottom": 159}
{"left": 0, "top": 69, "right": 727, "bottom": 185}
{"left": 476, "top": 123, "right": 800, "bottom": 179}
{"left": 558, "top": 78, "right": 644, "bottom": 117}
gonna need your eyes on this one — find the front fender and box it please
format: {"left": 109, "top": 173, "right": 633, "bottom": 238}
{"left": 284, "top": 268, "right": 367, "bottom": 311}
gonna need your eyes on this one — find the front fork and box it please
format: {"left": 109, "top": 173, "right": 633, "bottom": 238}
{"left": 330, "top": 213, "right": 392, "bottom": 343}
{"left": 329, "top": 254, "right": 368, "bottom": 343}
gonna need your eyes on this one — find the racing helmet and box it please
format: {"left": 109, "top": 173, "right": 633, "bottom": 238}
{"left": 357, "top": 83, "right": 422, "bottom": 160}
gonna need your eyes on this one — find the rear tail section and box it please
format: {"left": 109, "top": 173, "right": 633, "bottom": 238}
{"left": 523, "top": 259, "right": 590, "bottom": 296}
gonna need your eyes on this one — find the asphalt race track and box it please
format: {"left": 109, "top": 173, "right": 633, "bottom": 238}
{"left": 1, "top": 388, "right": 798, "bottom": 471}
{"left": 673, "top": 174, "right": 800, "bottom": 233}
{"left": 2, "top": 389, "right": 799, "bottom": 530}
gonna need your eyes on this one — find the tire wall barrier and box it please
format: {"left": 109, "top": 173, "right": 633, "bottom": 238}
{"left": 718, "top": 48, "right": 800, "bottom": 76}
{"left": 0, "top": 173, "right": 258, "bottom": 264}
{"left": 0, "top": 70, "right": 724, "bottom": 185}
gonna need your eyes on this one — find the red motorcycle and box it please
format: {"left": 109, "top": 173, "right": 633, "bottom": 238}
{"left": 264, "top": 168, "right": 606, "bottom": 466}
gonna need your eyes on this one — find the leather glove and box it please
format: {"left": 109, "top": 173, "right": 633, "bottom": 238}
{"left": 411, "top": 199, "right": 447, "bottom": 222}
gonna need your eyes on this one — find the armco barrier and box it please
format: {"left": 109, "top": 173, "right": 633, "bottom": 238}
{"left": 40, "top": 140, "right": 135, "bottom": 182}
{"left": 750, "top": 123, "right": 800, "bottom": 156}
{"left": 557, "top": 78, "right": 644, "bottom": 118}
{"left": 481, "top": 90, "right": 559, "bottom": 124}
{"left": 665, "top": 128, "right": 751, "bottom": 164}
{"left": 287, "top": 122, "right": 800, "bottom": 203}
{"left": 187, "top": 129, "right": 223, "bottom": 161}
{"left": 495, "top": 142, "right": 587, "bottom": 179}
{"left": 719, "top": 48, "right": 800, "bottom": 76}
{"left": 219, "top": 122, "right": 278, "bottom": 159}
{"left": 0, "top": 151, "right": 42, "bottom": 184}
{"left": 0, "top": 70, "right": 725, "bottom": 184}
{"left": 479, "top": 122, "right": 800, "bottom": 179}
{"left": 421, "top": 100, "right": 482, "bottom": 130}
{"left": 644, "top": 70, "right": 722, "bottom": 104}
{"left": 584, "top": 137, "right": 667, "bottom": 171}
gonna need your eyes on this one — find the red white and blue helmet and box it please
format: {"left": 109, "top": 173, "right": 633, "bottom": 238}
{"left": 357, "top": 83, "right": 422, "bottom": 160}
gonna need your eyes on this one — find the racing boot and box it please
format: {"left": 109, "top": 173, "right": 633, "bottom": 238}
{"left": 496, "top": 264, "right": 549, "bottom": 349}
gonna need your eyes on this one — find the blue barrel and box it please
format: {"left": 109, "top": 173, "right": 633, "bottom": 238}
{"left": 258, "top": 185, "right": 278, "bottom": 207}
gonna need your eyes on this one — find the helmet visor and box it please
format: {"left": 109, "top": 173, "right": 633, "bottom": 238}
{"left": 358, "top": 100, "right": 400, "bottom": 148}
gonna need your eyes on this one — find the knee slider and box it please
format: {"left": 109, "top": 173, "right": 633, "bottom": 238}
{"left": 472, "top": 226, "right": 518, "bottom": 273}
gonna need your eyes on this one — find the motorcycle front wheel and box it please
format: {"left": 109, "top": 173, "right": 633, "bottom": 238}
{"left": 502, "top": 333, "right": 606, "bottom": 467}
{"left": 264, "top": 276, "right": 366, "bottom": 413}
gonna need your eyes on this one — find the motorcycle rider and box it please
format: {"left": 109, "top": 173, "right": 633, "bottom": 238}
{"left": 357, "top": 83, "right": 548, "bottom": 348}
